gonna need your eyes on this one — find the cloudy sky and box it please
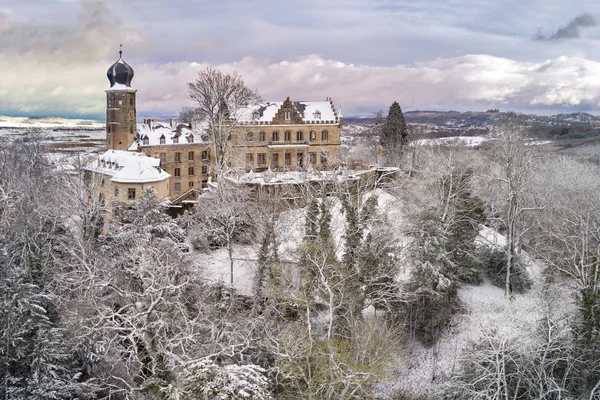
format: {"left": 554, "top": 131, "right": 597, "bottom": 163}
{"left": 2, "top": 0, "right": 600, "bottom": 118}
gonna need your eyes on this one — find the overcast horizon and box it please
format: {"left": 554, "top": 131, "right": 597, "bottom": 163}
{"left": 3, "top": 0, "right": 600, "bottom": 118}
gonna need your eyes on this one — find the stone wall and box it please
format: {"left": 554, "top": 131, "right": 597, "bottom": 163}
{"left": 138, "top": 143, "right": 211, "bottom": 197}
{"left": 106, "top": 91, "right": 137, "bottom": 151}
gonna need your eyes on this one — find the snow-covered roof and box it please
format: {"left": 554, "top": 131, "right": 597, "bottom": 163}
{"left": 106, "top": 83, "right": 136, "bottom": 93}
{"left": 238, "top": 100, "right": 341, "bottom": 125}
{"left": 224, "top": 169, "right": 360, "bottom": 186}
{"left": 128, "top": 121, "right": 207, "bottom": 150}
{"left": 88, "top": 149, "right": 170, "bottom": 184}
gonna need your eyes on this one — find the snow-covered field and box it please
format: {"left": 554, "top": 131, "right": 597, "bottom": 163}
{"left": 413, "top": 136, "right": 488, "bottom": 147}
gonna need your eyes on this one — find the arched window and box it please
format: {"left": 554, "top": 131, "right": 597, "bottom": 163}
{"left": 284, "top": 131, "right": 291, "bottom": 141}
{"left": 173, "top": 135, "right": 179, "bottom": 144}
{"left": 284, "top": 110, "right": 291, "bottom": 120}
{"left": 296, "top": 131, "right": 304, "bottom": 141}
{"left": 259, "top": 131, "right": 266, "bottom": 142}
{"left": 252, "top": 111, "right": 259, "bottom": 120}
{"left": 321, "top": 130, "right": 329, "bottom": 141}
{"left": 187, "top": 135, "right": 194, "bottom": 143}
{"left": 310, "top": 130, "right": 316, "bottom": 141}
{"left": 272, "top": 131, "right": 279, "bottom": 142}
{"left": 143, "top": 136, "right": 149, "bottom": 145}
{"left": 246, "top": 132, "right": 253, "bottom": 141}
{"left": 159, "top": 135, "right": 165, "bottom": 144}
{"left": 313, "top": 110, "right": 321, "bottom": 119}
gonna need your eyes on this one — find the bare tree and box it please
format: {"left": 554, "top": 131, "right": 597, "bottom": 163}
{"left": 189, "top": 183, "right": 255, "bottom": 287}
{"left": 187, "top": 67, "right": 261, "bottom": 184}
{"left": 486, "top": 115, "right": 542, "bottom": 298}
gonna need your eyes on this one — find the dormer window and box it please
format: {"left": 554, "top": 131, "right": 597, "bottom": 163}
{"left": 284, "top": 110, "right": 291, "bottom": 120}
{"left": 187, "top": 135, "right": 194, "bottom": 143}
{"left": 313, "top": 110, "right": 321, "bottom": 119}
{"left": 252, "top": 111, "right": 259, "bottom": 120}
{"left": 173, "top": 136, "right": 179, "bottom": 144}
{"left": 143, "top": 136, "right": 149, "bottom": 145}
{"left": 159, "top": 135, "right": 165, "bottom": 144}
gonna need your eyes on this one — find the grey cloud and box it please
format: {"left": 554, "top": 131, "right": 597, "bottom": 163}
{"left": 534, "top": 13, "right": 596, "bottom": 41}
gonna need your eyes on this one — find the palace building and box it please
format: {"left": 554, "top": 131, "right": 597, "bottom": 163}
{"left": 88, "top": 49, "right": 343, "bottom": 208}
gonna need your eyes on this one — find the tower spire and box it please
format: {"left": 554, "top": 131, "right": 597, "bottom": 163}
{"left": 119, "top": 44, "right": 122, "bottom": 58}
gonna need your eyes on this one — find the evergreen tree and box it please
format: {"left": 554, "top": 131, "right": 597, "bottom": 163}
{"left": 379, "top": 101, "right": 408, "bottom": 153}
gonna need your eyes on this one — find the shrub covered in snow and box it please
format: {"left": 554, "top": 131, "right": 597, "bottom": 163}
{"left": 479, "top": 248, "right": 532, "bottom": 294}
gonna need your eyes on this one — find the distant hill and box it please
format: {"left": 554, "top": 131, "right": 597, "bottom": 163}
{"left": 345, "top": 111, "right": 600, "bottom": 129}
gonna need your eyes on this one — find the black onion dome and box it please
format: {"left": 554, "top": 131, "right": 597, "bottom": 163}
{"left": 107, "top": 50, "right": 134, "bottom": 88}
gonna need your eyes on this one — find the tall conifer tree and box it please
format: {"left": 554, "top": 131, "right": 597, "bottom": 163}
{"left": 379, "top": 101, "right": 408, "bottom": 152}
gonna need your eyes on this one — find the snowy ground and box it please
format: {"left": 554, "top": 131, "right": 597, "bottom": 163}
{"left": 191, "top": 188, "right": 401, "bottom": 296}
{"left": 413, "top": 136, "right": 488, "bottom": 147}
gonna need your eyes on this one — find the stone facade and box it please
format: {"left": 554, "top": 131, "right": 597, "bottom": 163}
{"left": 106, "top": 90, "right": 137, "bottom": 151}
{"left": 229, "top": 124, "right": 341, "bottom": 171}
{"left": 138, "top": 143, "right": 211, "bottom": 196}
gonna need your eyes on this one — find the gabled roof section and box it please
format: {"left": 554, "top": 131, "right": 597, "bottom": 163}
{"left": 238, "top": 97, "right": 341, "bottom": 125}
{"left": 128, "top": 121, "right": 208, "bottom": 150}
{"left": 87, "top": 150, "right": 170, "bottom": 184}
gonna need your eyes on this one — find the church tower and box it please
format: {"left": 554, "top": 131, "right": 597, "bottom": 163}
{"left": 106, "top": 46, "right": 137, "bottom": 151}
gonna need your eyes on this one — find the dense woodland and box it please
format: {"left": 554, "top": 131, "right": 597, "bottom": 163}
{"left": 1, "top": 116, "right": 600, "bottom": 399}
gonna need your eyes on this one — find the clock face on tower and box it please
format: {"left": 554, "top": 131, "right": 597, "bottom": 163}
{"left": 128, "top": 110, "right": 135, "bottom": 123}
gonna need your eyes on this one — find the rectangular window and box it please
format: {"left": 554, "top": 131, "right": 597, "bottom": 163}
{"left": 159, "top": 153, "right": 166, "bottom": 163}
{"left": 284, "top": 131, "right": 291, "bottom": 141}
{"left": 174, "top": 182, "right": 181, "bottom": 192}
{"left": 320, "top": 152, "right": 329, "bottom": 165}
{"left": 160, "top": 136, "right": 165, "bottom": 144}
{"left": 118, "top": 99, "right": 123, "bottom": 106}
{"left": 260, "top": 131, "right": 266, "bottom": 142}
{"left": 296, "top": 131, "right": 304, "bottom": 141}
{"left": 258, "top": 153, "right": 266, "bottom": 165}
{"left": 284, "top": 110, "right": 291, "bottom": 120}
{"left": 174, "top": 168, "right": 181, "bottom": 177}
{"left": 246, "top": 132, "right": 253, "bottom": 141}
{"left": 246, "top": 153, "right": 254, "bottom": 165}
{"left": 284, "top": 152, "right": 291, "bottom": 166}
{"left": 114, "top": 186, "right": 120, "bottom": 197}
{"left": 189, "top": 182, "right": 194, "bottom": 188}
{"left": 188, "top": 151, "right": 194, "bottom": 161}
{"left": 202, "top": 165, "right": 208, "bottom": 175}
{"left": 309, "top": 152, "right": 316, "bottom": 165}
{"left": 272, "top": 153, "right": 279, "bottom": 167}
{"left": 310, "top": 131, "right": 316, "bottom": 141}
{"left": 129, "top": 98, "right": 133, "bottom": 106}
{"left": 297, "top": 152, "right": 304, "bottom": 168}
{"left": 173, "top": 136, "right": 179, "bottom": 144}
{"left": 127, "top": 188, "right": 136, "bottom": 200}
{"left": 174, "top": 152, "right": 181, "bottom": 162}
{"left": 202, "top": 150, "right": 209, "bottom": 160}
{"left": 322, "top": 130, "right": 329, "bottom": 141}
{"left": 188, "top": 167, "right": 194, "bottom": 176}
{"left": 272, "top": 131, "right": 279, "bottom": 142}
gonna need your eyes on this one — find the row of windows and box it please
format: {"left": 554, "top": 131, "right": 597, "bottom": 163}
{"left": 252, "top": 110, "right": 319, "bottom": 121}
{"left": 155, "top": 135, "right": 194, "bottom": 145}
{"left": 245, "top": 130, "right": 329, "bottom": 142}
{"left": 158, "top": 151, "right": 209, "bottom": 163}
{"left": 249, "top": 152, "right": 328, "bottom": 167}
{"left": 173, "top": 165, "right": 208, "bottom": 177}
{"left": 114, "top": 187, "right": 138, "bottom": 200}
